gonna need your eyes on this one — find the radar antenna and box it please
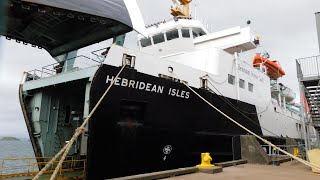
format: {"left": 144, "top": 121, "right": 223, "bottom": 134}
{"left": 170, "top": 0, "right": 192, "bottom": 17}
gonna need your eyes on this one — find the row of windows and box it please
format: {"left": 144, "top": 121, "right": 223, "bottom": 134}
{"left": 140, "top": 27, "right": 206, "bottom": 48}
{"left": 228, "top": 74, "right": 253, "bottom": 92}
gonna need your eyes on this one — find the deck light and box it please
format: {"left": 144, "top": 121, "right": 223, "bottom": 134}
{"left": 53, "top": 11, "right": 61, "bottom": 16}
{"left": 38, "top": 9, "right": 46, "bottom": 13}
{"left": 67, "top": 13, "right": 75, "bottom": 18}
{"left": 78, "top": 16, "right": 84, "bottom": 20}
{"left": 21, "top": 5, "right": 30, "bottom": 10}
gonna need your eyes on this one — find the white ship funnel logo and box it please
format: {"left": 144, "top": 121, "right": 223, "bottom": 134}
{"left": 163, "top": 145, "right": 173, "bottom": 154}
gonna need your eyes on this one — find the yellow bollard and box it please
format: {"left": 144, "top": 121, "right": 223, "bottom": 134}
{"left": 196, "top": 152, "right": 215, "bottom": 168}
{"left": 293, "top": 147, "right": 299, "bottom": 157}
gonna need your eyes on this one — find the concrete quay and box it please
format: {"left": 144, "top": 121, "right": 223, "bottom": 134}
{"left": 162, "top": 161, "right": 320, "bottom": 180}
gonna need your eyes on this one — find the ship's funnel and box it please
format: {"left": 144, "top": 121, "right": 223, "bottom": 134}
{"left": 0, "top": 0, "right": 146, "bottom": 57}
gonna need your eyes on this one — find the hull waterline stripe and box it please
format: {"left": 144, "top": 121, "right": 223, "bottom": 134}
{"left": 172, "top": 71, "right": 320, "bottom": 172}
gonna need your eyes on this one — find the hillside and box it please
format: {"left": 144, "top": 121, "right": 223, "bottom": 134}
{"left": 0, "top": 136, "right": 20, "bottom": 141}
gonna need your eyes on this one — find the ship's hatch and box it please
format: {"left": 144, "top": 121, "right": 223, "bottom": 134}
{"left": 0, "top": 0, "right": 141, "bottom": 57}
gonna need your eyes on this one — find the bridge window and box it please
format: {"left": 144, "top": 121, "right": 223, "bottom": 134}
{"left": 192, "top": 27, "right": 206, "bottom": 38}
{"left": 181, "top": 28, "right": 190, "bottom": 38}
{"left": 228, "top": 74, "right": 235, "bottom": 85}
{"left": 140, "top": 37, "right": 152, "bottom": 47}
{"left": 153, "top": 33, "right": 165, "bottom": 44}
{"left": 192, "top": 31, "right": 199, "bottom": 38}
{"left": 166, "top": 29, "right": 179, "bottom": 41}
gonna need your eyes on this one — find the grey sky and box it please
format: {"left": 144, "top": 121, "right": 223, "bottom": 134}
{"left": 0, "top": 0, "right": 320, "bottom": 138}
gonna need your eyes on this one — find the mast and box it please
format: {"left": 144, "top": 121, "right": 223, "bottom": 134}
{"left": 316, "top": 12, "right": 320, "bottom": 53}
{"left": 171, "top": 0, "right": 192, "bottom": 17}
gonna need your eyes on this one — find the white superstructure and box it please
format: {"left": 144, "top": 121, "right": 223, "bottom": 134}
{"left": 102, "top": 15, "right": 305, "bottom": 139}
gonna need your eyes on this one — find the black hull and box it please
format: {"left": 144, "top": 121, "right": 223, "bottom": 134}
{"left": 86, "top": 65, "right": 264, "bottom": 179}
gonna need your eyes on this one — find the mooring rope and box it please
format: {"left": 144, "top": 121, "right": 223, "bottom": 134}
{"left": 171, "top": 71, "right": 320, "bottom": 172}
{"left": 32, "top": 64, "right": 126, "bottom": 180}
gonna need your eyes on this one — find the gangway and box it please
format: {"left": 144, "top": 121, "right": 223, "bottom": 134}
{"left": 296, "top": 55, "right": 320, "bottom": 148}
{"left": 295, "top": 12, "right": 320, "bottom": 149}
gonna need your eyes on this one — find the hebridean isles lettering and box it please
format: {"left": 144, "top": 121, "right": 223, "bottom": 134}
{"left": 106, "top": 75, "right": 190, "bottom": 99}
{"left": 106, "top": 75, "right": 163, "bottom": 93}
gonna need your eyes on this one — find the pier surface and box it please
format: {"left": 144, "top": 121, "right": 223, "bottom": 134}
{"left": 2, "top": 159, "right": 319, "bottom": 179}
{"left": 162, "top": 161, "right": 320, "bottom": 180}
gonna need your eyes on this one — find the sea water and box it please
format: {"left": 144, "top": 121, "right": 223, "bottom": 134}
{"left": 0, "top": 139, "right": 36, "bottom": 174}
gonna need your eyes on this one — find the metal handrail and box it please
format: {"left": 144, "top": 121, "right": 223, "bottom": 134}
{"left": 296, "top": 55, "right": 320, "bottom": 79}
{"left": 25, "top": 55, "right": 101, "bottom": 82}
{"left": 42, "top": 55, "right": 101, "bottom": 70}
{"left": 261, "top": 144, "right": 305, "bottom": 157}
{"left": 0, "top": 156, "right": 85, "bottom": 178}
{"left": 91, "top": 47, "right": 109, "bottom": 57}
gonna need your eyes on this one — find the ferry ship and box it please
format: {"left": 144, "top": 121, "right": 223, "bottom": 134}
{"left": 1, "top": 0, "right": 317, "bottom": 179}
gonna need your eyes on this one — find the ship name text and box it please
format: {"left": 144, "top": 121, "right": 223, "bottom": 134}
{"left": 238, "top": 65, "right": 264, "bottom": 82}
{"left": 106, "top": 75, "right": 190, "bottom": 99}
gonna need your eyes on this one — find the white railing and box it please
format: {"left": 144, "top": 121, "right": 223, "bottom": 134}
{"left": 25, "top": 55, "right": 101, "bottom": 81}
{"left": 296, "top": 55, "right": 320, "bottom": 79}
{"left": 261, "top": 144, "right": 304, "bottom": 157}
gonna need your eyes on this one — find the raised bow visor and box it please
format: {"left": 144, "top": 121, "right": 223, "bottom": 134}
{"left": 0, "top": 0, "right": 146, "bottom": 57}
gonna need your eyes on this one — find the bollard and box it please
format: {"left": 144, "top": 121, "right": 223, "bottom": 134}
{"left": 196, "top": 152, "right": 214, "bottom": 168}
{"left": 196, "top": 152, "right": 222, "bottom": 174}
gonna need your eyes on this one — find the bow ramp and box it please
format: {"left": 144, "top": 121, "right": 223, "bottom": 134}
{"left": 0, "top": 0, "right": 146, "bottom": 58}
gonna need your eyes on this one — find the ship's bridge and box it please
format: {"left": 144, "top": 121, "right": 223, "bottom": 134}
{"left": 137, "top": 16, "right": 259, "bottom": 57}
{"left": 137, "top": 17, "right": 208, "bottom": 56}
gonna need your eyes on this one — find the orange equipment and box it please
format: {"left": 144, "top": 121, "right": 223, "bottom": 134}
{"left": 252, "top": 54, "right": 285, "bottom": 79}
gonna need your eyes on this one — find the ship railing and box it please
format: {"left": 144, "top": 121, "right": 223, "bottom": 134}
{"left": 91, "top": 47, "right": 109, "bottom": 60}
{"left": 261, "top": 144, "right": 305, "bottom": 158}
{"left": 312, "top": 121, "right": 320, "bottom": 128}
{"left": 296, "top": 55, "right": 320, "bottom": 80}
{"left": 25, "top": 55, "right": 102, "bottom": 82}
{"left": 0, "top": 156, "right": 85, "bottom": 179}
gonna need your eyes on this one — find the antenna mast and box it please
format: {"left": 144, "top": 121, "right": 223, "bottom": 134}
{"left": 171, "top": 0, "right": 192, "bottom": 17}
{"left": 194, "top": 0, "right": 197, "bottom": 19}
